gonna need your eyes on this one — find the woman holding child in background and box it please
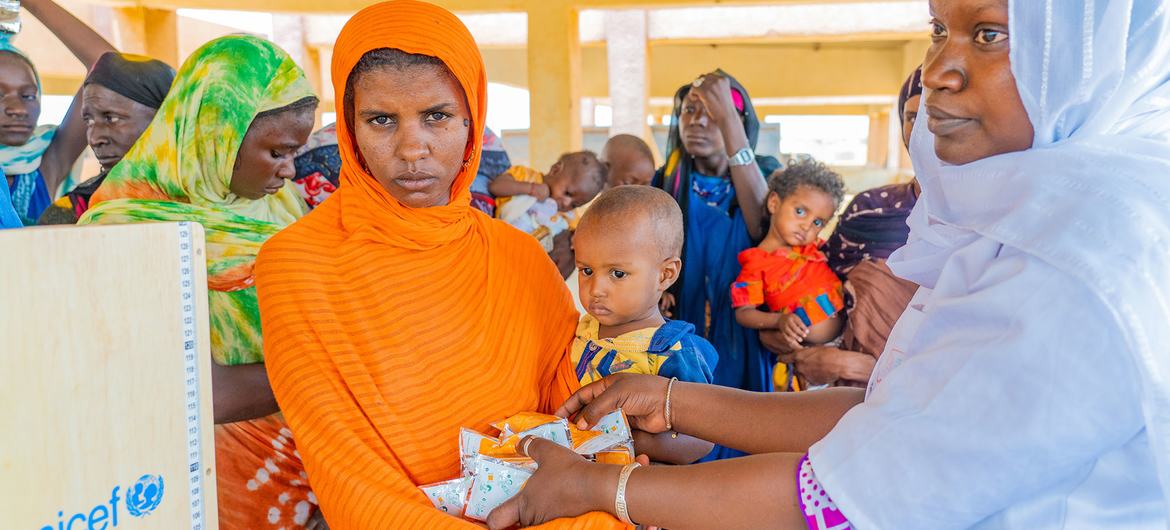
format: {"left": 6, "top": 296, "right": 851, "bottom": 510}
{"left": 653, "top": 70, "right": 780, "bottom": 459}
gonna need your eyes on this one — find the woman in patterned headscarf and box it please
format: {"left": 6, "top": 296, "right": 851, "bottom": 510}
{"left": 79, "top": 35, "right": 325, "bottom": 529}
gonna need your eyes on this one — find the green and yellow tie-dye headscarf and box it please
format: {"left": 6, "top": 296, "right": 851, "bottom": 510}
{"left": 79, "top": 35, "right": 316, "bottom": 365}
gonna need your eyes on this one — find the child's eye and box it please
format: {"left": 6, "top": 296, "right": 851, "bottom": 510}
{"left": 813, "top": 219, "right": 824, "bottom": 227}
{"left": 580, "top": 267, "right": 593, "bottom": 277}
{"left": 611, "top": 270, "right": 627, "bottom": 279}
{"left": 794, "top": 207, "right": 806, "bottom": 216}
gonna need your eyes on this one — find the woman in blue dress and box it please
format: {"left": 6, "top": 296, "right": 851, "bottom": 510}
{"left": 653, "top": 71, "right": 780, "bottom": 460}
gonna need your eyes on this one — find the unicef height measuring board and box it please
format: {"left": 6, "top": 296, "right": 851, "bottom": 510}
{"left": 0, "top": 223, "right": 218, "bottom": 530}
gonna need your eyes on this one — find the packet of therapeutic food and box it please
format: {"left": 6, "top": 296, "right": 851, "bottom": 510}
{"left": 491, "top": 411, "right": 562, "bottom": 437}
{"left": 573, "top": 431, "right": 628, "bottom": 455}
{"left": 460, "top": 428, "right": 499, "bottom": 473}
{"left": 570, "top": 424, "right": 606, "bottom": 448}
{"left": 592, "top": 409, "right": 632, "bottom": 441}
{"left": 486, "top": 417, "right": 574, "bottom": 459}
{"left": 593, "top": 447, "right": 636, "bottom": 466}
{"left": 419, "top": 476, "right": 471, "bottom": 517}
{"left": 463, "top": 455, "right": 535, "bottom": 522}
{"left": 514, "top": 417, "right": 573, "bottom": 448}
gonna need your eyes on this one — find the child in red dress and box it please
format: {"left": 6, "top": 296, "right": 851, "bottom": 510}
{"left": 731, "top": 159, "right": 846, "bottom": 391}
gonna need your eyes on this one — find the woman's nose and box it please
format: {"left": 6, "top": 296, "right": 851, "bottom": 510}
{"left": 277, "top": 158, "right": 296, "bottom": 180}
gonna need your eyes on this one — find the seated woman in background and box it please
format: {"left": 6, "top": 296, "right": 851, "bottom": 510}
{"left": 38, "top": 52, "right": 175, "bottom": 224}
{"left": 78, "top": 35, "right": 325, "bottom": 529}
{"left": 764, "top": 67, "right": 923, "bottom": 387}
{"left": 2, "top": 0, "right": 114, "bottom": 225}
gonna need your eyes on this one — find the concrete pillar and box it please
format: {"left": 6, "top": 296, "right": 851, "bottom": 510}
{"left": 271, "top": 15, "right": 308, "bottom": 69}
{"left": 114, "top": 7, "right": 179, "bottom": 67}
{"left": 526, "top": 1, "right": 581, "bottom": 171}
{"left": 603, "top": 9, "right": 651, "bottom": 143}
{"left": 316, "top": 46, "right": 335, "bottom": 122}
{"left": 866, "top": 106, "right": 890, "bottom": 169}
{"left": 886, "top": 102, "right": 901, "bottom": 171}
{"left": 271, "top": 15, "right": 325, "bottom": 126}
{"left": 143, "top": 9, "right": 179, "bottom": 67}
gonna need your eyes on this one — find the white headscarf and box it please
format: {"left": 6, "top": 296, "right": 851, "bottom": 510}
{"left": 890, "top": 0, "right": 1170, "bottom": 512}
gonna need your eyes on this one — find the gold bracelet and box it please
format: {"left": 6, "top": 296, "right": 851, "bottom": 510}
{"left": 615, "top": 462, "right": 641, "bottom": 525}
{"left": 664, "top": 377, "right": 679, "bottom": 432}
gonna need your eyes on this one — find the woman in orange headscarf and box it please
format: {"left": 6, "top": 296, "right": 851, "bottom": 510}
{"left": 255, "top": 2, "right": 627, "bottom": 528}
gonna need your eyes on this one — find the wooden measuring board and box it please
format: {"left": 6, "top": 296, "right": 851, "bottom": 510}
{"left": 0, "top": 222, "right": 218, "bottom": 530}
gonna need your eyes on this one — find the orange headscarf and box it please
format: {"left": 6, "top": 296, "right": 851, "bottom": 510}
{"left": 256, "top": 2, "right": 625, "bottom": 528}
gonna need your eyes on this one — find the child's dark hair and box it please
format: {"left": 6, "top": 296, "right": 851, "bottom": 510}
{"left": 762, "top": 158, "right": 846, "bottom": 233}
{"left": 559, "top": 150, "right": 609, "bottom": 195}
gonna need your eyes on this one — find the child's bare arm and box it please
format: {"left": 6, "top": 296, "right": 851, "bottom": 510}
{"left": 734, "top": 306, "right": 783, "bottom": 330}
{"left": 488, "top": 172, "right": 548, "bottom": 199}
{"left": 803, "top": 315, "right": 843, "bottom": 345}
{"left": 737, "top": 307, "right": 805, "bottom": 352}
{"left": 632, "top": 429, "right": 714, "bottom": 465}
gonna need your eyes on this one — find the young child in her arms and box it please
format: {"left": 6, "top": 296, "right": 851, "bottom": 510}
{"left": 571, "top": 185, "right": 717, "bottom": 464}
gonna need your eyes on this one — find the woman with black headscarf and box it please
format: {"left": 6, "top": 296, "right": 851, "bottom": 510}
{"left": 652, "top": 71, "right": 780, "bottom": 460}
{"left": 38, "top": 52, "right": 175, "bottom": 224}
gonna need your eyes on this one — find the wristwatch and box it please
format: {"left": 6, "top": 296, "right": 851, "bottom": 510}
{"left": 728, "top": 146, "right": 755, "bottom": 167}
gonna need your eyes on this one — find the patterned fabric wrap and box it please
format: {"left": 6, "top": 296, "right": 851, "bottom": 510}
{"left": 731, "top": 244, "right": 845, "bottom": 327}
{"left": 823, "top": 182, "right": 917, "bottom": 277}
{"left": 571, "top": 315, "right": 717, "bottom": 386}
{"left": 293, "top": 123, "right": 341, "bottom": 209}
{"left": 797, "top": 454, "right": 853, "bottom": 530}
{"left": 471, "top": 126, "right": 510, "bottom": 216}
{"left": 78, "top": 35, "right": 315, "bottom": 365}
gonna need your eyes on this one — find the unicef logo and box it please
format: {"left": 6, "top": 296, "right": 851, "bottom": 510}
{"left": 125, "top": 474, "right": 165, "bottom": 517}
